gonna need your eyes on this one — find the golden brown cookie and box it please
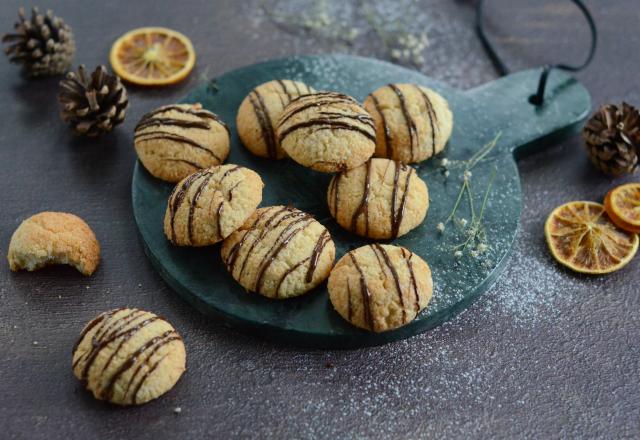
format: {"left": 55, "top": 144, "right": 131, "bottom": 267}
{"left": 72, "top": 308, "right": 186, "bottom": 406}
{"left": 237, "top": 79, "right": 316, "bottom": 159}
{"left": 327, "top": 158, "right": 429, "bottom": 239}
{"left": 221, "top": 206, "right": 336, "bottom": 299}
{"left": 134, "top": 103, "right": 230, "bottom": 183}
{"left": 363, "top": 84, "right": 453, "bottom": 163}
{"left": 7, "top": 212, "right": 100, "bottom": 276}
{"left": 276, "top": 92, "right": 376, "bottom": 173}
{"left": 328, "top": 244, "right": 433, "bottom": 332}
{"left": 163, "top": 164, "right": 263, "bottom": 246}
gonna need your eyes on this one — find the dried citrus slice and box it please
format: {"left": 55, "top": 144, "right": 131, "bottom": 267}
{"left": 545, "top": 201, "right": 638, "bottom": 274}
{"left": 604, "top": 183, "right": 640, "bottom": 233}
{"left": 109, "top": 27, "right": 195, "bottom": 86}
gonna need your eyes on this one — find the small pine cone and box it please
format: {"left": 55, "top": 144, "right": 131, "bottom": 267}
{"left": 583, "top": 102, "right": 640, "bottom": 177}
{"left": 58, "top": 65, "right": 129, "bottom": 137}
{"left": 1, "top": 7, "right": 75, "bottom": 77}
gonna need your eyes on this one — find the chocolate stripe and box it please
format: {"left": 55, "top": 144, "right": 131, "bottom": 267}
{"left": 370, "top": 93, "right": 393, "bottom": 158}
{"left": 278, "top": 119, "right": 376, "bottom": 144}
{"left": 306, "top": 230, "right": 331, "bottom": 283}
{"left": 388, "top": 84, "right": 418, "bottom": 161}
{"left": 138, "top": 104, "right": 229, "bottom": 134}
{"left": 373, "top": 244, "right": 406, "bottom": 323}
{"left": 136, "top": 131, "right": 222, "bottom": 162}
{"left": 278, "top": 93, "right": 358, "bottom": 126}
{"left": 413, "top": 85, "right": 438, "bottom": 157}
{"left": 168, "top": 170, "right": 208, "bottom": 244}
{"left": 350, "top": 160, "right": 373, "bottom": 234}
{"left": 276, "top": 79, "right": 293, "bottom": 102}
{"left": 402, "top": 248, "right": 421, "bottom": 313}
{"left": 135, "top": 117, "right": 210, "bottom": 132}
{"left": 348, "top": 252, "right": 374, "bottom": 331}
{"left": 248, "top": 90, "right": 277, "bottom": 159}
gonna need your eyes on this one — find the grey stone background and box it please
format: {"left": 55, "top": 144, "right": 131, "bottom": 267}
{"left": 0, "top": 1, "right": 638, "bottom": 438}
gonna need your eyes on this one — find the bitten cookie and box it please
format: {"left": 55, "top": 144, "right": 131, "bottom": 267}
{"left": 164, "top": 164, "right": 263, "bottom": 246}
{"left": 328, "top": 244, "right": 433, "bottom": 332}
{"left": 363, "top": 84, "right": 453, "bottom": 163}
{"left": 72, "top": 308, "right": 186, "bottom": 406}
{"left": 237, "top": 79, "right": 316, "bottom": 159}
{"left": 221, "top": 206, "right": 336, "bottom": 299}
{"left": 327, "top": 158, "right": 429, "bottom": 239}
{"left": 7, "top": 212, "right": 100, "bottom": 276}
{"left": 276, "top": 92, "right": 376, "bottom": 173}
{"left": 134, "top": 103, "right": 230, "bottom": 183}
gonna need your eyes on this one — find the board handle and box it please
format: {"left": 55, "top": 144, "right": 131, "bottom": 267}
{"left": 464, "top": 68, "right": 591, "bottom": 158}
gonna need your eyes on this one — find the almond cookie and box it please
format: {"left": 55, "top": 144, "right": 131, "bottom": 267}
{"left": 221, "top": 206, "right": 336, "bottom": 299}
{"left": 276, "top": 92, "right": 376, "bottom": 173}
{"left": 363, "top": 84, "right": 453, "bottom": 163}
{"left": 7, "top": 212, "right": 100, "bottom": 276}
{"left": 134, "top": 103, "right": 230, "bottom": 183}
{"left": 72, "top": 308, "right": 186, "bottom": 406}
{"left": 327, "top": 158, "right": 428, "bottom": 239}
{"left": 328, "top": 244, "right": 433, "bottom": 332}
{"left": 237, "top": 79, "right": 316, "bottom": 159}
{"left": 164, "top": 164, "right": 263, "bottom": 246}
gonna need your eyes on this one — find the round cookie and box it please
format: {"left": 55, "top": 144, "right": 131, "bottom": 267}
{"left": 7, "top": 211, "right": 100, "bottom": 276}
{"left": 363, "top": 83, "right": 453, "bottom": 163}
{"left": 327, "top": 158, "right": 429, "bottom": 239}
{"left": 237, "top": 79, "right": 316, "bottom": 159}
{"left": 221, "top": 206, "right": 336, "bottom": 299}
{"left": 72, "top": 308, "right": 186, "bottom": 406}
{"left": 276, "top": 92, "right": 376, "bottom": 173}
{"left": 134, "top": 103, "right": 230, "bottom": 183}
{"left": 164, "top": 164, "right": 263, "bottom": 246}
{"left": 328, "top": 244, "right": 433, "bottom": 332}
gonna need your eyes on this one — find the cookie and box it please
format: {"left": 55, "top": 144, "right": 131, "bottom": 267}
{"left": 221, "top": 206, "right": 336, "bottom": 299}
{"left": 7, "top": 212, "right": 100, "bottom": 276}
{"left": 363, "top": 84, "right": 453, "bottom": 163}
{"left": 327, "top": 158, "right": 429, "bottom": 239}
{"left": 237, "top": 79, "right": 316, "bottom": 159}
{"left": 134, "top": 103, "right": 230, "bottom": 183}
{"left": 164, "top": 164, "right": 263, "bottom": 246}
{"left": 328, "top": 244, "right": 433, "bottom": 332}
{"left": 72, "top": 308, "right": 186, "bottom": 406}
{"left": 276, "top": 92, "right": 376, "bottom": 173}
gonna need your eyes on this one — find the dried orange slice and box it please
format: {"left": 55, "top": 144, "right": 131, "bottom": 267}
{"left": 545, "top": 201, "right": 638, "bottom": 274}
{"left": 109, "top": 27, "right": 195, "bottom": 86}
{"left": 604, "top": 183, "right": 640, "bottom": 233}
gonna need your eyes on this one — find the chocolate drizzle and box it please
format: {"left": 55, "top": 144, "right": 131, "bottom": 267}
{"left": 414, "top": 85, "right": 438, "bottom": 157}
{"left": 276, "top": 79, "right": 292, "bottom": 102}
{"left": 329, "top": 173, "right": 343, "bottom": 218}
{"left": 168, "top": 170, "right": 207, "bottom": 244}
{"left": 248, "top": 90, "right": 278, "bottom": 159}
{"left": 164, "top": 158, "right": 202, "bottom": 170}
{"left": 348, "top": 252, "right": 374, "bottom": 331}
{"left": 388, "top": 84, "right": 418, "bottom": 161}
{"left": 306, "top": 230, "right": 330, "bottom": 283}
{"left": 278, "top": 118, "right": 376, "bottom": 144}
{"left": 402, "top": 248, "right": 421, "bottom": 313}
{"left": 187, "top": 172, "right": 215, "bottom": 244}
{"left": 136, "top": 131, "right": 222, "bottom": 163}
{"left": 350, "top": 160, "right": 373, "bottom": 234}
{"left": 278, "top": 92, "right": 358, "bottom": 127}
{"left": 370, "top": 93, "right": 393, "bottom": 158}
{"left": 135, "top": 117, "right": 210, "bottom": 132}
{"left": 390, "top": 163, "right": 413, "bottom": 238}
{"left": 372, "top": 244, "right": 406, "bottom": 323}
{"left": 137, "top": 104, "right": 229, "bottom": 134}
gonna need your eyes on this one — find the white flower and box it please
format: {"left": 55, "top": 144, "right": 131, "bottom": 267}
{"left": 436, "top": 222, "right": 445, "bottom": 233}
{"left": 477, "top": 243, "right": 488, "bottom": 253}
{"left": 463, "top": 170, "right": 472, "bottom": 181}
{"left": 460, "top": 218, "right": 468, "bottom": 227}
{"left": 441, "top": 158, "right": 449, "bottom": 167}
{"left": 444, "top": 170, "right": 450, "bottom": 178}
{"left": 470, "top": 250, "right": 479, "bottom": 258}
{"left": 391, "top": 49, "right": 401, "bottom": 60}
{"left": 454, "top": 250, "right": 463, "bottom": 258}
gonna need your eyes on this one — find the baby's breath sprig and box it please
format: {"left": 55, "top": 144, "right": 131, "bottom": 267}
{"left": 437, "top": 132, "right": 502, "bottom": 259}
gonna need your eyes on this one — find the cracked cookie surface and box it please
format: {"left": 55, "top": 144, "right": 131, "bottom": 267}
{"left": 328, "top": 244, "right": 433, "bottom": 332}
{"left": 237, "top": 79, "right": 316, "bottom": 159}
{"left": 72, "top": 308, "right": 186, "bottom": 406}
{"left": 363, "top": 83, "right": 453, "bottom": 163}
{"left": 276, "top": 92, "right": 376, "bottom": 173}
{"left": 134, "top": 103, "right": 230, "bottom": 183}
{"left": 163, "top": 164, "right": 263, "bottom": 246}
{"left": 221, "top": 206, "right": 336, "bottom": 299}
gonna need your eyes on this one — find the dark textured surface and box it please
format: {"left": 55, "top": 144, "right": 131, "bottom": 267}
{"left": 0, "top": 1, "right": 638, "bottom": 439}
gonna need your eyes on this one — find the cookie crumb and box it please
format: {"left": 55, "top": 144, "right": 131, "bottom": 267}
{"left": 32, "top": 341, "right": 38, "bottom": 346}
{"left": 173, "top": 406, "right": 182, "bottom": 414}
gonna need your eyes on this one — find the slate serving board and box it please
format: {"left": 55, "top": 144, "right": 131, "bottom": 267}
{"left": 132, "top": 54, "right": 590, "bottom": 348}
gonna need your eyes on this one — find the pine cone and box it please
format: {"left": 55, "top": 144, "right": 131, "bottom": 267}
{"left": 583, "top": 103, "right": 640, "bottom": 177}
{"left": 58, "top": 65, "right": 129, "bottom": 137}
{"left": 1, "top": 7, "right": 75, "bottom": 77}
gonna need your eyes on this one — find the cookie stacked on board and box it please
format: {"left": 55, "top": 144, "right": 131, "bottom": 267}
{"left": 132, "top": 77, "right": 453, "bottom": 334}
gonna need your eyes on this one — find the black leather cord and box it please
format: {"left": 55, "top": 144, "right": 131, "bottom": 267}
{"left": 475, "top": 0, "right": 598, "bottom": 105}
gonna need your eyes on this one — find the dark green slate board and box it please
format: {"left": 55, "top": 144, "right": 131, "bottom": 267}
{"left": 132, "top": 55, "right": 590, "bottom": 348}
